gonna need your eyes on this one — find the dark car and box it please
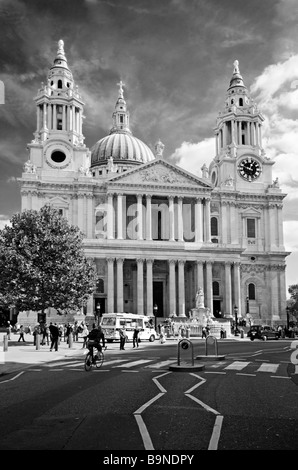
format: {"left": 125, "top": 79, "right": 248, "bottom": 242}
{"left": 247, "top": 325, "right": 279, "bottom": 341}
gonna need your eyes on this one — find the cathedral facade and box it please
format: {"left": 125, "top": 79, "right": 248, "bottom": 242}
{"left": 18, "top": 41, "right": 290, "bottom": 326}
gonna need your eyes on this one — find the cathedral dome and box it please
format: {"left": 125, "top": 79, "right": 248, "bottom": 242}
{"left": 91, "top": 131, "right": 155, "bottom": 166}
{"left": 90, "top": 81, "right": 155, "bottom": 168}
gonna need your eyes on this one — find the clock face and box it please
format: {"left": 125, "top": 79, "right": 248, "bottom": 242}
{"left": 238, "top": 158, "right": 261, "bottom": 181}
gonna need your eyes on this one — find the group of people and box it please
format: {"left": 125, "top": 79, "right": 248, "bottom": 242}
{"left": 118, "top": 324, "right": 140, "bottom": 350}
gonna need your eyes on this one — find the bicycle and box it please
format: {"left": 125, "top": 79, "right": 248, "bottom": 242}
{"left": 84, "top": 341, "right": 106, "bottom": 371}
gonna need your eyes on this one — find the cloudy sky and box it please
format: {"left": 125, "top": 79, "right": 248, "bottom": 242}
{"left": 0, "top": 0, "right": 298, "bottom": 296}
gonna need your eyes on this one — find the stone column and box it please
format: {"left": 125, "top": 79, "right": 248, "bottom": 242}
{"left": 195, "top": 198, "right": 203, "bottom": 242}
{"left": 169, "top": 259, "right": 176, "bottom": 316}
{"left": 62, "top": 105, "right": 66, "bottom": 131}
{"left": 146, "top": 194, "right": 152, "bottom": 240}
{"left": 107, "top": 193, "right": 114, "bottom": 240}
{"left": 233, "top": 262, "right": 241, "bottom": 316}
{"left": 86, "top": 195, "right": 93, "bottom": 238}
{"left": 221, "top": 201, "right": 228, "bottom": 244}
{"left": 178, "top": 259, "right": 185, "bottom": 316}
{"left": 168, "top": 196, "right": 175, "bottom": 241}
{"left": 116, "top": 258, "right": 124, "bottom": 312}
{"left": 137, "top": 194, "right": 143, "bottom": 240}
{"left": 196, "top": 261, "right": 204, "bottom": 293}
{"left": 107, "top": 257, "right": 115, "bottom": 313}
{"left": 52, "top": 104, "right": 56, "bottom": 130}
{"left": 205, "top": 261, "right": 213, "bottom": 314}
{"left": 117, "top": 193, "right": 123, "bottom": 240}
{"left": 77, "top": 194, "right": 85, "bottom": 233}
{"left": 47, "top": 104, "right": 51, "bottom": 131}
{"left": 137, "top": 258, "right": 144, "bottom": 315}
{"left": 204, "top": 198, "right": 211, "bottom": 242}
{"left": 146, "top": 259, "right": 153, "bottom": 316}
{"left": 177, "top": 197, "right": 184, "bottom": 242}
{"left": 224, "top": 262, "right": 232, "bottom": 316}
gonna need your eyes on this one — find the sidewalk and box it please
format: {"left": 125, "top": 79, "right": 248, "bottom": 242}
{"left": 0, "top": 332, "right": 88, "bottom": 376}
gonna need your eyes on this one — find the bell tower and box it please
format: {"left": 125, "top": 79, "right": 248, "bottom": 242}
{"left": 209, "top": 60, "right": 274, "bottom": 193}
{"left": 25, "top": 39, "right": 91, "bottom": 177}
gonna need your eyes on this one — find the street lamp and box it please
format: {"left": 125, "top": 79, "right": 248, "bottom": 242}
{"left": 234, "top": 305, "right": 239, "bottom": 336}
{"left": 153, "top": 304, "right": 158, "bottom": 330}
{"left": 95, "top": 303, "right": 101, "bottom": 326}
{"left": 286, "top": 306, "right": 290, "bottom": 330}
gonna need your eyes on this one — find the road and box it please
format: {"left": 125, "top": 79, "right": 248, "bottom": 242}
{"left": 0, "top": 338, "right": 297, "bottom": 453}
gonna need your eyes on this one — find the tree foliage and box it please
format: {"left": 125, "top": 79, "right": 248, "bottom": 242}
{"left": 288, "top": 285, "right": 298, "bottom": 311}
{"left": 0, "top": 205, "right": 98, "bottom": 314}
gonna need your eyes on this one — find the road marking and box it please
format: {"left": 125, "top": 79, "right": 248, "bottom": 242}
{"left": 204, "top": 371, "right": 226, "bottom": 375}
{"left": 236, "top": 373, "right": 256, "bottom": 377}
{"left": 121, "top": 370, "right": 139, "bottom": 373}
{"left": 146, "top": 360, "right": 176, "bottom": 369}
{"left": 0, "top": 371, "right": 24, "bottom": 383}
{"left": 113, "top": 359, "right": 153, "bottom": 368}
{"left": 152, "top": 372, "right": 171, "bottom": 393}
{"left": 224, "top": 361, "right": 250, "bottom": 370}
{"left": 185, "top": 393, "right": 221, "bottom": 415}
{"left": 257, "top": 363, "right": 279, "bottom": 373}
{"left": 185, "top": 374, "right": 206, "bottom": 393}
{"left": 134, "top": 414, "right": 154, "bottom": 450}
{"left": 208, "top": 415, "right": 224, "bottom": 451}
{"left": 271, "top": 376, "right": 291, "bottom": 379}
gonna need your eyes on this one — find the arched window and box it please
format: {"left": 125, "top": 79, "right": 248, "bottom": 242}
{"left": 96, "top": 278, "right": 104, "bottom": 293}
{"left": 213, "top": 281, "right": 220, "bottom": 296}
{"left": 211, "top": 217, "right": 218, "bottom": 236}
{"left": 57, "top": 79, "right": 62, "bottom": 89}
{"left": 239, "top": 98, "right": 243, "bottom": 106}
{"left": 248, "top": 283, "right": 256, "bottom": 300}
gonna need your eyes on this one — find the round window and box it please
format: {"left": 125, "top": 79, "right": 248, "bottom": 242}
{"left": 51, "top": 151, "right": 66, "bottom": 164}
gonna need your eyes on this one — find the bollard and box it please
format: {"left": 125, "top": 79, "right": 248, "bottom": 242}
{"left": 36, "top": 333, "right": 40, "bottom": 350}
{"left": 68, "top": 333, "right": 73, "bottom": 348}
{"left": 3, "top": 334, "right": 8, "bottom": 352}
{"left": 241, "top": 329, "right": 244, "bottom": 339}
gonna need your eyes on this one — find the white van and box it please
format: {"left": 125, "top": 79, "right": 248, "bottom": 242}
{"left": 100, "top": 313, "right": 158, "bottom": 343}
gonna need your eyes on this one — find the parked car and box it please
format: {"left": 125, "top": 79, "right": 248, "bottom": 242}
{"left": 247, "top": 325, "right": 279, "bottom": 341}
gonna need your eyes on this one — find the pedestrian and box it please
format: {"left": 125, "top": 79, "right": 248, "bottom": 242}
{"left": 49, "top": 322, "right": 59, "bottom": 351}
{"left": 33, "top": 323, "right": 41, "bottom": 346}
{"left": 133, "top": 323, "right": 140, "bottom": 348}
{"left": 220, "top": 326, "right": 225, "bottom": 339}
{"left": 119, "top": 325, "right": 127, "bottom": 350}
{"left": 65, "top": 323, "right": 72, "bottom": 344}
{"left": 81, "top": 323, "right": 89, "bottom": 349}
{"left": 7, "top": 321, "right": 12, "bottom": 340}
{"left": 42, "top": 323, "right": 50, "bottom": 345}
{"left": 17, "top": 325, "right": 26, "bottom": 342}
{"left": 159, "top": 324, "right": 166, "bottom": 344}
{"left": 27, "top": 324, "right": 32, "bottom": 335}
{"left": 202, "top": 326, "right": 207, "bottom": 339}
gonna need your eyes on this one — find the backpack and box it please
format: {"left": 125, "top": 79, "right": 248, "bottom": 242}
{"left": 88, "top": 329, "right": 98, "bottom": 340}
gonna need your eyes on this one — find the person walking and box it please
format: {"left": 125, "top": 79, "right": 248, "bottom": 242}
{"left": 119, "top": 325, "right": 127, "bottom": 350}
{"left": 133, "top": 324, "right": 140, "bottom": 348}
{"left": 49, "top": 322, "right": 59, "bottom": 351}
{"left": 81, "top": 323, "right": 89, "bottom": 349}
{"left": 159, "top": 324, "right": 166, "bottom": 344}
{"left": 17, "top": 325, "right": 26, "bottom": 342}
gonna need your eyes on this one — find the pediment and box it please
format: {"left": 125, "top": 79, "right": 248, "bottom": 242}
{"left": 107, "top": 158, "right": 212, "bottom": 189}
{"left": 241, "top": 207, "right": 261, "bottom": 217}
{"left": 47, "top": 196, "right": 69, "bottom": 208}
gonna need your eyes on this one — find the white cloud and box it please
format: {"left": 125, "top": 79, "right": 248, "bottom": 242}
{"left": 171, "top": 138, "right": 215, "bottom": 177}
{"left": 0, "top": 219, "right": 11, "bottom": 230}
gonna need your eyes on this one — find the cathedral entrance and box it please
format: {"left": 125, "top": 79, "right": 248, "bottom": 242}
{"left": 153, "top": 281, "right": 164, "bottom": 317}
{"left": 213, "top": 300, "right": 221, "bottom": 318}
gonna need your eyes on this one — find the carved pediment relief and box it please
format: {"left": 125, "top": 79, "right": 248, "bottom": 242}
{"left": 108, "top": 160, "right": 211, "bottom": 188}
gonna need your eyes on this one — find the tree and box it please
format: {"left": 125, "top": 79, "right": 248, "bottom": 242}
{"left": 0, "top": 205, "right": 98, "bottom": 316}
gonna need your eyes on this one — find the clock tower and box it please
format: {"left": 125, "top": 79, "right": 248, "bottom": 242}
{"left": 209, "top": 60, "right": 274, "bottom": 193}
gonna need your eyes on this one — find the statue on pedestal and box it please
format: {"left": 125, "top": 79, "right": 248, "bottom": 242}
{"left": 195, "top": 287, "right": 204, "bottom": 309}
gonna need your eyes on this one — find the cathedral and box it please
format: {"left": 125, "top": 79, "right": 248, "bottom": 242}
{"left": 18, "top": 40, "right": 290, "bottom": 327}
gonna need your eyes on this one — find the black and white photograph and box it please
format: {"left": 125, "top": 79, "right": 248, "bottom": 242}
{"left": 0, "top": 0, "right": 298, "bottom": 455}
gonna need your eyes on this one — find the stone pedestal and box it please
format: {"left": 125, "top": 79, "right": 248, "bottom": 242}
{"left": 190, "top": 307, "right": 210, "bottom": 326}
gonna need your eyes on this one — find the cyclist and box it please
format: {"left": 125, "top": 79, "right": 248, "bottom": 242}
{"left": 87, "top": 323, "right": 106, "bottom": 363}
